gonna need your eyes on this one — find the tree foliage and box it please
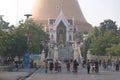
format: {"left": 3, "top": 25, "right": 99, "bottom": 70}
{"left": 0, "top": 19, "right": 46, "bottom": 59}
{"left": 106, "top": 43, "right": 120, "bottom": 56}
{"left": 88, "top": 19, "right": 120, "bottom": 56}
{"left": 0, "top": 29, "right": 8, "bottom": 56}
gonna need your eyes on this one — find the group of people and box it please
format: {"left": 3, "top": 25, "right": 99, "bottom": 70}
{"left": 86, "top": 59, "right": 99, "bottom": 74}
{"left": 43, "top": 58, "right": 120, "bottom": 74}
{"left": 44, "top": 59, "right": 79, "bottom": 73}
{"left": 44, "top": 59, "right": 62, "bottom": 73}
{"left": 66, "top": 59, "right": 79, "bottom": 73}
{"left": 85, "top": 59, "right": 120, "bottom": 74}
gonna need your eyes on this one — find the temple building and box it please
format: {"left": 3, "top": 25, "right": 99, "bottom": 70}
{"left": 32, "top": 0, "right": 92, "bottom": 44}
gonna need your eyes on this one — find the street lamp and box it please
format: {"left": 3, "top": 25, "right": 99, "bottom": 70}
{"left": 24, "top": 14, "right": 32, "bottom": 53}
{"left": 24, "top": 14, "right": 32, "bottom": 69}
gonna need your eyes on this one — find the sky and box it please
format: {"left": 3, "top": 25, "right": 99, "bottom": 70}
{"left": 0, "top": 0, "right": 120, "bottom": 27}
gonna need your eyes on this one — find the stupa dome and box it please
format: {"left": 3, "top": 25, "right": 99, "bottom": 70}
{"left": 32, "top": 0, "right": 92, "bottom": 31}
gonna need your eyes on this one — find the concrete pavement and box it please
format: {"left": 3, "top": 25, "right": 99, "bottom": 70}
{"left": 0, "top": 72, "right": 29, "bottom": 80}
{"left": 0, "top": 65, "right": 119, "bottom": 80}
{"left": 26, "top": 72, "right": 120, "bottom": 80}
{"left": 26, "top": 66, "right": 120, "bottom": 80}
{"left": 0, "top": 68, "right": 36, "bottom": 80}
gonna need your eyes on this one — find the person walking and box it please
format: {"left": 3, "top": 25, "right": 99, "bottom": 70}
{"left": 102, "top": 60, "right": 107, "bottom": 70}
{"left": 91, "top": 60, "right": 95, "bottom": 72}
{"left": 58, "top": 60, "right": 62, "bottom": 72}
{"left": 44, "top": 60, "right": 48, "bottom": 73}
{"left": 87, "top": 59, "right": 90, "bottom": 74}
{"left": 49, "top": 61, "right": 54, "bottom": 73}
{"left": 54, "top": 60, "right": 59, "bottom": 72}
{"left": 66, "top": 60, "right": 71, "bottom": 72}
{"left": 95, "top": 59, "right": 99, "bottom": 73}
{"left": 116, "top": 60, "right": 119, "bottom": 71}
{"left": 73, "top": 59, "right": 79, "bottom": 73}
{"left": 15, "top": 62, "right": 19, "bottom": 71}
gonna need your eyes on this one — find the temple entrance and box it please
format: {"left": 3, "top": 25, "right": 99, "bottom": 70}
{"left": 57, "top": 21, "right": 66, "bottom": 44}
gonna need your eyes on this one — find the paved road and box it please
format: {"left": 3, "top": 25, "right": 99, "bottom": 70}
{"left": 0, "top": 72, "right": 29, "bottom": 80}
{"left": 26, "top": 65, "right": 120, "bottom": 80}
{"left": 0, "top": 69, "right": 35, "bottom": 80}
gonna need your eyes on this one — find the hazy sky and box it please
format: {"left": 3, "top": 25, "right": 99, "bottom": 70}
{"left": 0, "top": 0, "right": 120, "bottom": 27}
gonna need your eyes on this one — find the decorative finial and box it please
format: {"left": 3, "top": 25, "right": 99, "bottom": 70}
{"left": 56, "top": 0, "right": 63, "bottom": 12}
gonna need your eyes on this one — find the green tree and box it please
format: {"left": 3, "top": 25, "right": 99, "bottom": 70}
{"left": 100, "top": 19, "right": 117, "bottom": 36}
{"left": 9, "top": 19, "right": 45, "bottom": 59}
{"left": 106, "top": 43, "right": 120, "bottom": 56}
{"left": 87, "top": 27, "right": 99, "bottom": 43}
{"left": 0, "top": 29, "right": 9, "bottom": 56}
{"left": 88, "top": 19, "right": 119, "bottom": 56}
{"left": 0, "top": 16, "right": 13, "bottom": 58}
{"left": 27, "top": 21, "right": 45, "bottom": 54}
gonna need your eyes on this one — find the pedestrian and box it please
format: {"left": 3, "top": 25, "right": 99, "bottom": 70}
{"left": 58, "top": 60, "right": 62, "bottom": 72}
{"left": 103, "top": 60, "right": 107, "bottom": 70}
{"left": 73, "top": 59, "right": 79, "bottom": 73}
{"left": 15, "top": 62, "right": 19, "bottom": 71}
{"left": 49, "top": 61, "right": 54, "bottom": 73}
{"left": 30, "top": 59, "right": 33, "bottom": 68}
{"left": 95, "top": 59, "right": 99, "bottom": 73}
{"left": 87, "top": 59, "right": 90, "bottom": 74}
{"left": 91, "top": 60, "right": 95, "bottom": 72}
{"left": 116, "top": 60, "right": 119, "bottom": 71}
{"left": 54, "top": 60, "right": 59, "bottom": 72}
{"left": 82, "top": 59, "right": 86, "bottom": 68}
{"left": 66, "top": 60, "right": 71, "bottom": 72}
{"left": 44, "top": 60, "right": 48, "bottom": 73}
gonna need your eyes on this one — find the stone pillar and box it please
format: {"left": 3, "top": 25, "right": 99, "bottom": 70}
{"left": 54, "top": 46, "right": 58, "bottom": 60}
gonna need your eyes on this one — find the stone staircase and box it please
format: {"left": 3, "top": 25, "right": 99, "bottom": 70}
{"left": 58, "top": 45, "right": 73, "bottom": 61}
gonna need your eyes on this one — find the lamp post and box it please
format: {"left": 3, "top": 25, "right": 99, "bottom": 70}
{"left": 23, "top": 14, "right": 32, "bottom": 69}
{"left": 24, "top": 14, "right": 32, "bottom": 53}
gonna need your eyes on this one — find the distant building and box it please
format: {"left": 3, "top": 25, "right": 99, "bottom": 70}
{"left": 32, "top": 0, "right": 92, "bottom": 44}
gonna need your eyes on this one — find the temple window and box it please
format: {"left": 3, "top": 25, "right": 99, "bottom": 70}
{"left": 49, "top": 19, "right": 56, "bottom": 25}
{"left": 68, "top": 19, "right": 73, "bottom": 25}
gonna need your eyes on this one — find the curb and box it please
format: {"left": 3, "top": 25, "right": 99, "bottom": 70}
{"left": 24, "top": 69, "right": 39, "bottom": 80}
{"left": 17, "top": 68, "right": 38, "bottom": 80}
